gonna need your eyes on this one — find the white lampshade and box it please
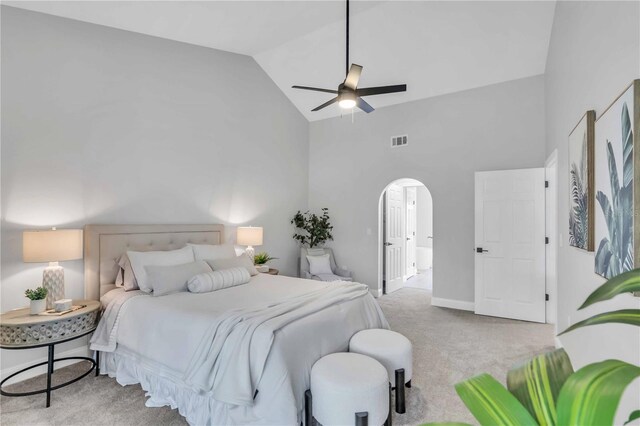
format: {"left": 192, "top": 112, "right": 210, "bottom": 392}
{"left": 237, "top": 227, "right": 263, "bottom": 246}
{"left": 23, "top": 229, "right": 83, "bottom": 263}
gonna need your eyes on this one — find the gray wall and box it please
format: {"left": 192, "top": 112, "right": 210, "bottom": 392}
{"left": 545, "top": 1, "right": 640, "bottom": 417}
{"left": 309, "top": 75, "right": 546, "bottom": 300}
{"left": 1, "top": 7, "right": 308, "bottom": 370}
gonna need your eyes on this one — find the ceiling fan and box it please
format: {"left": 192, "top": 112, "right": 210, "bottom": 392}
{"left": 292, "top": 0, "right": 407, "bottom": 114}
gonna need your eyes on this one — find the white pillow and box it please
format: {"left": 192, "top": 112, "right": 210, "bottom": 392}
{"left": 127, "top": 246, "right": 195, "bottom": 293}
{"left": 307, "top": 254, "right": 333, "bottom": 275}
{"left": 206, "top": 253, "right": 258, "bottom": 276}
{"left": 188, "top": 243, "right": 237, "bottom": 261}
{"left": 187, "top": 267, "right": 251, "bottom": 293}
{"left": 145, "top": 260, "right": 212, "bottom": 296}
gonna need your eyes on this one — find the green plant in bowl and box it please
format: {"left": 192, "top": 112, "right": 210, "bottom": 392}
{"left": 254, "top": 252, "right": 277, "bottom": 265}
{"left": 25, "top": 287, "right": 47, "bottom": 300}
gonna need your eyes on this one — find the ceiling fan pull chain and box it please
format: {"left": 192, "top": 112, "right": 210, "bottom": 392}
{"left": 346, "top": 0, "right": 350, "bottom": 77}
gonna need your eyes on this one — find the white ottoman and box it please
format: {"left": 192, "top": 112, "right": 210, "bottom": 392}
{"left": 307, "top": 352, "right": 390, "bottom": 426}
{"left": 349, "top": 329, "right": 413, "bottom": 414}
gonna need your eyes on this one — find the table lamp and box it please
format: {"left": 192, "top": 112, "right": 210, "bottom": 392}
{"left": 237, "top": 226, "right": 263, "bottom": 262}
{"left": 23, "top": 228, "right": 83, "bottom": 309}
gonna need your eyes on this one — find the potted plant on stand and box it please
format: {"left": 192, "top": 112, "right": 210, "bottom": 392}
{"left": 25, "top": 287, "right": 48, "bottom": 315}
{"left": 291, "top": 208, "right": 334, "bottom": 248}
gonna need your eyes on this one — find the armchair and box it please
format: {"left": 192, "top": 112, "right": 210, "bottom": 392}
{"left": 299, "top": 247, "right": 353, "bottom": 282}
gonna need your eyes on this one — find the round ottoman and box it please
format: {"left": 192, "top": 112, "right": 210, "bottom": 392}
{"left": 308, "top": 352, "right": 389, "bottom": 426}
{"left": 349, "top": 329, "right": 412, "bottom": 414}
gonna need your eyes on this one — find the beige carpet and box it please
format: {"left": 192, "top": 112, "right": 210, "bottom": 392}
{"left": 0, "top": 288, "right": 554, "bottom": 425}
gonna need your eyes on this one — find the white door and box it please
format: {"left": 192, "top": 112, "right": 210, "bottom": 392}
{"left": 385, "top": 184, "right": 404, "bottom": 293}
{"left": 405, "top": 187, "right": 417, "bottom": 278}
{"left": 474, "top": 168, "right": 546, "bottom": 323}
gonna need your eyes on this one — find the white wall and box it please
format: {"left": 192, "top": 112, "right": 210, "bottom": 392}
{"left": 309, "top": 75, "right": 546, "bottom": 301}
{"left": 415, "top": 186, "right": 433, "bottom": 248}
{"left": 544, "top": 1, "right": 640, "bottom": 419}
{"left": 1, "top": 7, "right": 308, "bottom": 372}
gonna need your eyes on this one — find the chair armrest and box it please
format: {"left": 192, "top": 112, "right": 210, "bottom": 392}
{"left": 335, "top": 268, "right": 352, "bottom": 278}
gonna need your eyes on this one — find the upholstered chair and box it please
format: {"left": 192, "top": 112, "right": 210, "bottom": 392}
{"left": 299, "top": 247, "right": 353, "bottom": 282}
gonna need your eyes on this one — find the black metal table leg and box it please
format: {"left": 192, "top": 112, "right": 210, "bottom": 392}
{"left": 355, "top": 412, "right": 368, "bottom": 426}
{"left": 395, "top": 369, "right": 405, "bottom": 414}
{"left": 305, "top": 389, "right": 313, "bottom": 426}
{"left": 405, "top": 380, "right": 411, "bottom": 388}
{"left": 95, "top": 350, "right": 100, "bottom": 377}
{"left": 46, "top": 344, "right": 54, "bottom": 408}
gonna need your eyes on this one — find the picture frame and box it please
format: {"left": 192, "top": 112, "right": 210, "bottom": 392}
{"left": 568, "top": 110, "right": 595, "bottom": 251}
{"left": 594, "top": 80, "right": 640, "bottom": 278}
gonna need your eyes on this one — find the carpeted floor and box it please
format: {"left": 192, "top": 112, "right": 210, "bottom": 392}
{"left": 0, "top": 288, "right": 554, "bottom": 425}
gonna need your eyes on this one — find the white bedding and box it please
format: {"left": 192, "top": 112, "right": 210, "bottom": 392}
{"left": 91, "top": 273, "right": 389, "bottom": 425}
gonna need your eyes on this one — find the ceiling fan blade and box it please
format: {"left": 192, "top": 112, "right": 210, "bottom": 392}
{"left": 343, "top": 64, "right": 363, "bottom": 90}
{"left": 312, "top": 97, "right": 339, "bottom": 111}
{"left": 356, "top": 97, "right": 374, "bottom": 113}
{"left": 292, "top": 85, "right": 339, "bottom": 94}
{"left": 356, "top": 84, "right": 407, "bottom": 97}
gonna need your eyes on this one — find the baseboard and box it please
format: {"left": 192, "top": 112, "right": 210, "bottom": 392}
{"left": 431, "top": 297, "right": 475, "bottom": 312}
{"left": 555, "top": 337, "right": 563, "bottom": 349}
{"left": 1, "top": 345, "right": 91, "bottom": 386}
{"left": 371, "top": 287, "right": 383, "bottom": 298}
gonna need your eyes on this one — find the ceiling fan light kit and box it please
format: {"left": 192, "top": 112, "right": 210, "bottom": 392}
{"left": 292, "top": 0, "right": 407, "bottom": 115}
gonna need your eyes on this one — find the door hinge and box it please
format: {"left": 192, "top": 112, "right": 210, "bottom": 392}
{"left": 545, "top": 237, "right": 549, "bottom": 244}
{"left": 413, "top": 262, "right": 415, "bottom": 267}
{"left": 545, "top": 180, "right": 549, "bottom": 188}
{"left": 545, "top": 293, "right": 549, "bottom": 301}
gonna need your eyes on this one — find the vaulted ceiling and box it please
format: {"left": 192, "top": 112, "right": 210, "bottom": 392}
{"left": 4, "top": 1, "right": 556, "bottom": 121}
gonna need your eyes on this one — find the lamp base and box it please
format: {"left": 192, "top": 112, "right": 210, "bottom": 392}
{"left": 43, "top": 264, "right": 65, "bottom": 310}
{"left": 245, "top": 246, "right": 255, "bottom": 263}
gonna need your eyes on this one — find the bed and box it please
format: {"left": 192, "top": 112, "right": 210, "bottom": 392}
{"left": 84, "top": 225, "right": 389, "bottom": 425}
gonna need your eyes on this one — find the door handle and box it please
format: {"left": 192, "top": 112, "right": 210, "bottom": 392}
{"left": 476, "top": 247, "right": 489, "bottom": 253}
{"left": 384, "top": 242, "right": 393, "bottom": 246}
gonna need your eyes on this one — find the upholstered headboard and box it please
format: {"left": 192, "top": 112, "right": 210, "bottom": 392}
{"left": 84, "top": 224, "right": 225, "bottom": 300}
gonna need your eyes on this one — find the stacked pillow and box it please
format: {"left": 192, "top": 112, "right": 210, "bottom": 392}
{"left": 115, "top": 244, "right": 256, "bottom": 296}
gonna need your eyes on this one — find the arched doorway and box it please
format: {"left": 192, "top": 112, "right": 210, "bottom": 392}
{"left": 377, "top": 178, "right": 433, "bottom": 296}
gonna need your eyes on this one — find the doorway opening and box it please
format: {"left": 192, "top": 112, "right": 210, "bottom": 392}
{"left": 377, "top": 178, "right": 433, "bottom": 296}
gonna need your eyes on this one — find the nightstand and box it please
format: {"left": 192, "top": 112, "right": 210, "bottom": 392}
{"left": 262, "top": 268, "right": 279, "bottom": 275}
{"left": 0, "top": 300, "right": 101, "bottom": 407}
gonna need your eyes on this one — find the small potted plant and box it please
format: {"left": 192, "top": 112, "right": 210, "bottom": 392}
{"left": 25, "top": 287, "right": 48, "bottom": 315}
{"left": 254, "top": 252, "right": 277, "bottom": 272}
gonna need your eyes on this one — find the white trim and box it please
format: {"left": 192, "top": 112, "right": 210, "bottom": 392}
{"left": 554, "top": 337, "right": 563, "bottom": 349}
{"left": 431, "top": 297, "right": 475, "bottom": 312}
{"left": 1, "top": 345, "right": 91, "bottom": 386}
{"left": 371, "top": 287, "right": 383, "bottom": 298}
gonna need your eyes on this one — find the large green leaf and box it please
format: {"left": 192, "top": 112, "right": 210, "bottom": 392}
{"left": 580, "top": 269, "right": 640, "bottom": 309}
{"left": 557, "top": 360, "right": 640, "bottom": 426}
{"left": 559, "top": 309, "right": 640, "bottom": 335}
{"left": 454, "top": 373, "right": 537, "bottom": 426}
{"left": 420, "top": 423, "right": 472, "bottom": 426}
{"left": 506, "top": 349, "right": 574, "bottom": 426}
{"left": 624, "top": 410, "right": 640, "bottom": 425}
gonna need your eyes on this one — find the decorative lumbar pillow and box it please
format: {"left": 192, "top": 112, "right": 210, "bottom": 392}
{"left": 187, "top": 267, "right": 251, "bottom": 293}
{"left": 145, "top": 260, "right": 212, "bottom": 297}
{"left": 307, "top": 253, "right": 333, "bottom": 275}
{"left": 205, "top": 253, "right": 258, "bottom": 276}
{"left": 188, "top": 243, "right": 236, "bottom": 261}
{"left": 127, "top": 246, "right": 195, "bottom": 293}
{"left": 117, "top": 254, "right": 139, "bottom": 291}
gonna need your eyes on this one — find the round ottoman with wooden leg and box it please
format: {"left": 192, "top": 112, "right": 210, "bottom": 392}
{"left": 306, "top": 352, "right": 390, "bottom": 426}
{"left": 349, "top": 329, "right": 413, "bottom": 414}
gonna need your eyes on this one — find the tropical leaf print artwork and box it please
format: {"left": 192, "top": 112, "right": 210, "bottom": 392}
{"left": 569, "top": 131, "right": 589, "bottom": 249}
{"left": 595, "top": 102, "right": 634, "bottom": 278}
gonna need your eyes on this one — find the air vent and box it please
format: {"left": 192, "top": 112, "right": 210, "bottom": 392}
{"left": 391, "top": 135, "right": 408, "bottom": 147}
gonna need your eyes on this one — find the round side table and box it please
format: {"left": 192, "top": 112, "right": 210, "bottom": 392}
{"left": 0, "top": 300, "right": 101, "bottom": 407}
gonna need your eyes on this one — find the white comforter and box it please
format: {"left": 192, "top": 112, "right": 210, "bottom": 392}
{"left": 91, "top": 274, "right": 389, "bottom": 425}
